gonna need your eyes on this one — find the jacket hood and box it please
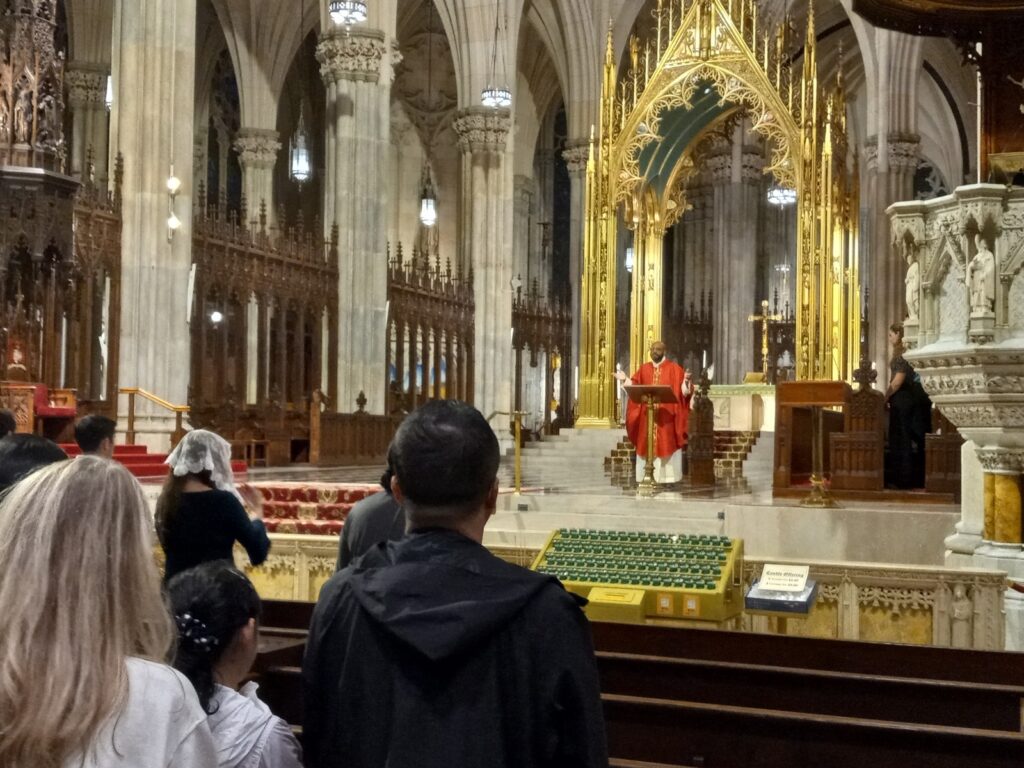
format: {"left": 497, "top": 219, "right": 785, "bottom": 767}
{"left": 347, "top": 529, "right": 565, "bottom": 662}
{"left": 207, "top": 682, "right": 274, "bottom": 768}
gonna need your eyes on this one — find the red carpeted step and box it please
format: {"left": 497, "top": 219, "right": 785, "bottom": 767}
{"left": 252, "top": 482, "right": 379, "bottom": 536}
{"left": 58, "top": 443, "right": 246, "bottom": 480}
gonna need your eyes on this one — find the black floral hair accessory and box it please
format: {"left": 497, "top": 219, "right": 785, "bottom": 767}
{"left": 174, "top": 612, "right": 220, "bottom": 654}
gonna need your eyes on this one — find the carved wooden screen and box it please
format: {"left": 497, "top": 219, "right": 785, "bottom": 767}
{"left": 386, "top": 244, "right": 473, "bottom": 415}
{"left": 189, "top": 200, "right": 339, "bottom": 447}
{"left": 0, "top": 165, "right": 119, "bottom": 407}
{"left": 68, "top": 171, "right": 122, "bottom": 406}
{"left": 512, "top": 281, "right": 572, "bottom": 433}
{"left": 667, "top": 289, "right": 713, "bottom": 373}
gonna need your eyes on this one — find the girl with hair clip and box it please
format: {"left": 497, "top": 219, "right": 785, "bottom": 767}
{"left": 0, "top": 457, "right": 217, "bottom": 768}
{"left": 167, "top": 561, "right": 302, "bottom": 768}
{"left": 157, "top": 429, "right": 271, "bottom": 581}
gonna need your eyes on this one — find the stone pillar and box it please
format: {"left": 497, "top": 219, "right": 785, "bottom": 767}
{"left": 112, "top": 0, "right": 195, "bottom": 446}
{"left": 65, "top": 63, "right": 109, "bottom": 182}
{"left": 452, "top": 107, "right": 513, "bottom": 422}
{"left": 710, "top": 137, "right": 762, "bottom": 383}
{"left": 865, "top": 134, "right": 919, "bottom": 372}
{"left": 512, "top": 174, "right": 533, "bottom": 284}
{"left": 317, "top": 30, "right": 392, "bottom": 414}
{"left": 234, "top": 128, "right": 281, "bottom": 224}
{"left": 563, "top": 141, "right": 589, "bottom": 387}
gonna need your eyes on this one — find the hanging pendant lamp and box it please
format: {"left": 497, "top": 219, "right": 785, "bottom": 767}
{"left": 290, "top": 107, "right": 312, "bottom": 185}
{"left": 329, "top": 0, "right": 367, "bottom": 27}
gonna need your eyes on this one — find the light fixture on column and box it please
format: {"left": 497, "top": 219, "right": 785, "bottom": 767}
{"left": 480, "top": 4, "right": 511, "bottom": 108}
{"left": 767, "top": 183, "right": 797, "bottom": 207}
{"left": 167, "top": 164, "right": 181, "bottom": 242}
{"left": 418, "top": 3, "right": 438, "bottom": 227}
{"left": 419, "top": 166, "right": 437, "bottom": 227}
{"left": 625, "top": 245, "right": 634, "bottom": 274}
{"left": 290, "top": 104, "right": 312, "bottom": 185}
{"left": 104, "top": 74, "right": 113, "bottom": 111}
{"left": 329, "top": 0, "right": 367, "bottom": 26}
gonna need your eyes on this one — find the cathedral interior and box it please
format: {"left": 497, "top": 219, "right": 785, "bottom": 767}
{"left": 4, "top": 0, "right": 1024, "bottom": 760}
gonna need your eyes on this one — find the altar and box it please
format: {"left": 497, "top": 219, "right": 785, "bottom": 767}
{"left": 709, "top": 384, "right": 776, "bottom": 433}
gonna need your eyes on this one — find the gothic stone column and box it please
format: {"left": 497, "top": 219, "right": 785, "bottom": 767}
{"left": 65, "top": 63, "right": 109, "bottom": 182}
{"left": 113, "top": 0, "right": 195, "bottom": 447}
{"left": 866, "top": 133, "right": 919, "bottom": 373}
{"left": 512, "top": 174, "right": 533, "bottom": 284}
{"left": 452, "top": 107, "right": 513, "bottom": 422}
{"left": 710, "top": 138, "right": 762, "bottom": 383}
{"left": 317, "top": 30, "right": 392, "bottom": 414}
{"left": 234, "top": 128, "right": 281, "bottom": 224}
{"left": 563, "top": 141, "right": 589, "bottom": 394}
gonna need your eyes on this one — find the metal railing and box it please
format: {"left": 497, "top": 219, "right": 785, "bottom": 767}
{"left": 488, "top": 410, "right": 527, "bottom": 495}
{"left": 119, "top": 387, "right": 190, "bottom": 447}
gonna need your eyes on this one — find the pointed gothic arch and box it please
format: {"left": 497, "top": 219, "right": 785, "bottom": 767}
{"left": 577, "top": 0, "right": 860, "bottom": 426}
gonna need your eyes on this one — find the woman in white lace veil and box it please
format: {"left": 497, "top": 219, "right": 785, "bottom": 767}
{"left": 166, "top": 430, "right": 242, "bottom": 502}
{"left": 156, "top": 429, "right": 269, "bottom": 581}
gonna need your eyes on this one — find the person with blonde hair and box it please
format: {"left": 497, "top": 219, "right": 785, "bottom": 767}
{"left": 0, "top": 457, "right": 217, "bottom": 767}
{"left": 157, "top": 429, "right": 269, "bottom": 581}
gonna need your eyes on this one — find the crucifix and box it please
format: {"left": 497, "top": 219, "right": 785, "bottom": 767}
{"left": 748, "top": 298, "right": 781, "bottom": 379}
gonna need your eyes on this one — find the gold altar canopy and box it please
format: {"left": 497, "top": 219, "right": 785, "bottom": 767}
{"left": 578, "top": 0, "right": 859, "bottom": 427}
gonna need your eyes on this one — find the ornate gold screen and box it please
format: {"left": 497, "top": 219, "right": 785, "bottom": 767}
{"left": 577, "top": 0, "right": 859, "bottom": 427}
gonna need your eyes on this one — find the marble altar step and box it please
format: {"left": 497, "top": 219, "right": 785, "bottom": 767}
{"left": 499, "top": 428, "right": 627, "bottom": 492}
{"left": 742, "top": 430, "right": 775, "bottom": 481}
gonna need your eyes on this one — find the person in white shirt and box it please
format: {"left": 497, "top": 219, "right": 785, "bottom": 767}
{"left": 167, "top": 561, "right": 303, "bottom": 768}
{"left": 0, "top": 456, "right": 217, "bottom": 768}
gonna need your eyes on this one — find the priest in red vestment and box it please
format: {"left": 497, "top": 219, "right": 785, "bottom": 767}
{"left": 615, "top": 341, "right": 693, "bottom": 483}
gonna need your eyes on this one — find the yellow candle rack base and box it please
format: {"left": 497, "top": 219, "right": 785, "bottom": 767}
{"left": 530, "top": 528, "right": 744, "bottom": 624}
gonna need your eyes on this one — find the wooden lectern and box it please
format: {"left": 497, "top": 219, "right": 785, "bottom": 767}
{"left": 624, "top": 384, "right": 677, "bottom": 498}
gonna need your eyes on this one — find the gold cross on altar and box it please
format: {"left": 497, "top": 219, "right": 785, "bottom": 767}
{"left": 748, "top": 299, "right": 782, "bottom": 378}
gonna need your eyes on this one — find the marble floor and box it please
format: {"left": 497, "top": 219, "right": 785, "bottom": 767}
{"left": 241, "top": 461, "right": 960, "bottom": 568}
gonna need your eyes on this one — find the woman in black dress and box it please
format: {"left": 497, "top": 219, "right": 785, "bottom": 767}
{"left": 885, "top": 323, "right": 932, "bottom": 489}
{"left": 157, "top": 429, "right": 270, "bottom": 581}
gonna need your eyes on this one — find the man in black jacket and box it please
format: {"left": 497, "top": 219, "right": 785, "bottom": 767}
{"left": 303, "top": 400, "right": 608, "bottom": 768}
{"left": 334, "top": 465, "right": 405, "bottom": 571}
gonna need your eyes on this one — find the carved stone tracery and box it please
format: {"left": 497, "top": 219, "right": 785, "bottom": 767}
{"left": 0, "top": 0, "right": 66, "bottom": 170}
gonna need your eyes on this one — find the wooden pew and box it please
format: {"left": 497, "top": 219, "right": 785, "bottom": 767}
{"left": 256, "top": 602, "right": 1024, "bottom": 767}
{"left": 604, "top": 693, "right": 1024, "bottom": 768}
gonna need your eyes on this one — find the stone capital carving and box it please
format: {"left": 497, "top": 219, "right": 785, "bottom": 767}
{"left": 887, "top": 133, "right": 921, "bottom": 173}
{"left": 740, "top": 151, "right": 764, "bottom": 184}
{"left": 561, "top": 142, "right": 590, "bottom": 175}
{"left": 975, "top": 448, "right": 1024, "bottom": 474}
{"left": 316, "top": 30, "right": 387, "bottom": 85}
{"left": 706, "top": 153, "right": 731, "bottom": 184}
{"left": 452, "top": 107, "right": 511, "bottom": 154}
{"left": 65, "top": 65, "right": 107, "bottom": 108}
{"left": 863, "top": 133, "right": 920, "bottom": 174}
{"left": 233, "top": 129, "right": 281, "bottom": 169}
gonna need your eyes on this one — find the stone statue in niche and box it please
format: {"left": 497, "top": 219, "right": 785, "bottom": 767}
{"left": 904, "top": 246, "right": 920, "bottom": 321}
{"left": 0, "top": 91, "right": 9, "bottom": 142}
{"left": 13, "top": 87, "right": 32, "bottom": 143}
{"left": 950, "top": 584, "right": 973, "bottom": 649}
{"left": 968, "top": 234, "right": 996, "bottom": 316}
